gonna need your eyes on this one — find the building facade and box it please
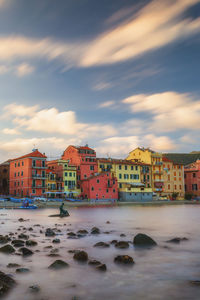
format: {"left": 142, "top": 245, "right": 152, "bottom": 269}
{"left": 127, "top": 147, "right": 164, "bottom": 195}
{"left": 184, "top": 160, "right": 200, "bottom": 197}
{"left": 81, "top": 172, "right": 118, "bottom": 200}
{"left": 9, "top": 149, "right": 47, "bottom": 197}
{"left": 0, "top": 161, "right": 10, "bottom": 195}
{"left": 163, "top": 157, "right": 184, "bottom": 198}
{"left": 97, "top": 158, "right": 152, "bottom": 202}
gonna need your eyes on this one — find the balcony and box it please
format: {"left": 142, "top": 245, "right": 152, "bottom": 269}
{"left": 32, "top": 185, "right": 46, "bottom": 189}
{"left": 32, "top": 174, "right": 46, "bottom": 179}
{"left": 68, "top": 186, "right": 75, "bottom": 190}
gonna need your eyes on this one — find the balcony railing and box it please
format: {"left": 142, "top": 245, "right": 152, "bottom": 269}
{"left": 32, "top": 174, "right": 46, "bottom": 179}
{"left": 32, "top": 165, "right": 46, "bottom": 169}
{"left": 32, "top": 185, "right": 46, "bottom": 188}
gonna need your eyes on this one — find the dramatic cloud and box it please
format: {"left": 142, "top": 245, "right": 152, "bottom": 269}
{"left": 122, "top": 91, "right": 200, "bottom": 132}
{"left": 80, "top": 0, "right": 200, "bottom": 66}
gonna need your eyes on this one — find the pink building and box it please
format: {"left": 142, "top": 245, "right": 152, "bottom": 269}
{"left": 184, "top": 160, "right": 200, "bottom": 197}
{"left": 81, "top": 172, "right": 118, "bottom": 201}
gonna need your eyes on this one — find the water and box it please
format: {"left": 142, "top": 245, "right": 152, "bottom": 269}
{"left": 1, "top": 205, "right": 200, "bottom": 300}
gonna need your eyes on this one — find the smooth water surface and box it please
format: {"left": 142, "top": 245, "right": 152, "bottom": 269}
{"left": 0, "top": 205, "right": 200, "bottom": 300}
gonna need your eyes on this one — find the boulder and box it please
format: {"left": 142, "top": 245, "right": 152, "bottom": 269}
{"left": 45, "top": 228, "right": 55, "bottom": 237}
{"left": 0, "top": 236, "right": 9, "bottom": 244}
{"left": 166, "top": 237, "right": 188, "bottom": 244}
{"left": 110, "top": 240, "right": 118, "bottom": 245}
{"left": 19, "top": 247, "right": 33, "bottom": 256}
{"left": 88, "top": 260, "right": 101, "bottom": 266}
{"left": 29, "top": 285, "right": 40, "bottom": 293}
{"left": 91, "top": 227, "right": 100, "bottom": 234}
{"left": 94, "top": 242, "right": 110, "bottom": 248}
{"left": 18, "top": 233, "right": 29, "bottom": 240}
{"left": 120, "top": 234, "right": 126, "bottom": 237}
{"left": 67, "top": 232, "right": 76, "bottom": 237}
{"left": 106, "top": 221, "right": 110, "bottom": 224}
{"left": 189, "top": 280, "right": 200, "bottom": 286}
{"left": 0, "top": 244, "right": 15, "bottom": 254}
{"left": 73, "top": 251, "right": 88, "bottom": 262}
{"left": 77, "top": 230, "right": 88, "bottom": 235}
{"left": 0, "top": 271, "right": 16, "bottom": 297}
{"left": 114, "top": 255, "right": 134, "bottom": 265}
{"left": 26, "top": 240, "right": 38, "bottom": 247}
{"left": 48, "top": 260, "right": 69, "bottom": 270}
{"left": 133, "top": 233, "right": 157, "bottom": 247}
{"left": 7, "top": 263, "right": 20, "bottom": 268}
{"left": 95, "top": 264, "right": 107, "bottom": 272}
{"left": 115, "top": 241, "right": 129, "bottom": 249}
{"left": 16, "top": 268, "right": 30, "bottom": 273}
{"left": 52, "top": 239, "right": 60, "bottom": 244}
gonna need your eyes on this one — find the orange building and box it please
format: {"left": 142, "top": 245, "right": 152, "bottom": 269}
{"left": 9, "top": 149, "right": 47, "bottom": 197}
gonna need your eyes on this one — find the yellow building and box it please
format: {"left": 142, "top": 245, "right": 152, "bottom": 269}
{"left": 126, "top": 147, "right": 164, "bottom": 195}
{"left": 46, "top": 170, "right": 57, "bottom": 197}
{"left": 163, "top": 157, "right": 184, "bottom": 199}
{"left": 97, "top": 158, "right": 152, "bottom": 202}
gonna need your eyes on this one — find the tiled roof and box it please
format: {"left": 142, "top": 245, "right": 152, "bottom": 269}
{"left": 162, "top": 157, "right": 173, "bottom": 163}
{"left": 10, "top": 150, "right": 47, "bottom": 161}
{"left": 164, "top": 153, "right": 200, "bottom": 165}
{"left": 97, "top": 158, "right": 150, "bottom": 166}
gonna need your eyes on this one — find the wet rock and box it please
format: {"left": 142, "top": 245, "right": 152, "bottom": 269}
{"left": 94, "top": 242, "right": 110, "bottom": 248}
{"left": 115, "top": 241, "right": 129, "bottom": 249}
{"left": 18, "top": 218, "right": 25, "bottom": 222}
{"left": 0, "top": 236, "right": 9, "bottom": 244}
{"left": 16, "top": 268, "right": 30, "bottom": 273}
{"left": 52, "top": 238, "right": 60, "bottom": 244}
{"left": 77, "top": 229, "right": 88, "bottom": 235}
{"left": 29, "top": 284, "right": 40, "bottom": 293}
{"left": 110, "top": 240, "right": 118, "bottom": 245}
{"left": 40, "top": 230, "right": 43, "bottom": 234}
{"left": 50, "top": 248, "right": 59, "bottom": 254}
{"left": 44, "top": 245, "right": 53, "bottom": 249}
{"left": 0, "top": 244, "right": 15, "bottom": 254}
{"left": 48, "top": 253, "right": 60, "bottom": 257}
{"left": 114, "top": 255, "right": 134, "bottom": 265}
{"left": 73, "top": 251, "right": 88, "bottom": 262}
{"left": 7, "top": 263, "right": 20, "bottom": 268}
{"left": 48, "top": 260, "right": 69, "bottom": 270}
{"left": 18, "top": 233, "right": 29, "bottom": 240}
{"left": 45, "top": 228, "right": 55, "bottom": 237}
{"left": 19, "top": 247, "right": 33, "bottom": 256}
{"left": 133, "top": 233, "right": 157, "bottom": 247}
{"left": 166, "top": 237, "right": 188, "bottom": 244}
{"left": 0, "top": 271, "right": 16, "bottom": 297}
{"left": 189, "top": 280, "right": 200, "bottom": 286}
{"left": 120, "top": 234, "right": 126, "bottom": 237}
{"left": 91, "top": 227, "right": 100, "bottom": 234}
{"left": 106, "top": 221, "right": 110, "bottom": 224}
{"left": 28, "top": 227, "right": 33, "bottom": 231}
{"left": 68, "top": 250, "right": 79, "bottom": 254}
{"left": 26, "top": 240, "right": 38, "bottom": 247}
{"left": 67, "top": 232, "right": 76, "bottom": 237}
{"left": 95, "top": 264, "right": 107, "bottom": 272}
{"left": 88, "top": 260, "right": 101, "bottom": 266}
{"left": 33, "top": 224, "right": 40, "bottom": 227}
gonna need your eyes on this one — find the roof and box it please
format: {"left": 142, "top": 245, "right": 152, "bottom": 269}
{"left": 162, "top": 157, "right": 173, "bottom": 163}
{"left": 82, "top": 171, "right": 117, "bottom": 181}
{"left": 164, "top": 153, "right": 200, "bottom": 165}
{"left": 10, "top": 150, "right": 47, "bottom": 161}
{"left": 97, "top": 158, "right": 150, "bottom": 166}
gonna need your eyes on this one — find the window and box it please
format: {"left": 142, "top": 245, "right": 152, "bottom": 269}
{"left": 18, "top": 162, "right": 20, "bottom": 167}
{"left": 21, "top": 161, "right": 23, "bottom": 166}
{"left": 65, "top": 172, "right": 68, "bottom": 176}
{"left": 21, "top": 181, "right": 23, "bottom": 186}
{"left": 119, "top": 183, "right": 122, "bottom": 188}
{"left": 32, "top": 160, "right": 36, "bottom": 167}
{"left": 21, "top": 171, "right": 23, "bottom": 176}
{"left": 42, "top": 189, "right": 45, "bottom": 194}
{"left": 168, "top": 175, "right": 170, "bottom": 181}
{"left": 168, "top": 184, "right": 170, "bottom": 190}
{"left": 106, "top": 189, "right": 108, "bottom": 193}
{"left": 174, "top": 172, "right": 176, "bottom": 176}
{"left": 119, "top": 174, "right": 122, "bottom": 179}
{"left": 113, "top": 189, "right": 115, "bottom": 193}
{"left": 125, "top": 165, "right": 127, "bottom": 170}
{"left": 14, "top": 182, "right": 16, "bottom": 187}
{"left": 32, "top": 189, "right": 36, "bottom": 194}
{"left": 119, "top": 165, "right": 121, "bottom": 170}
{"left": 84, "top": 175, "right": 87, "bottom": 179}
{"left": 91, "top": 187, "right": 94, "bottom": 191}
{"left": 135, "top": 166, "right": 138, "bottom": 171}
{"left": 65, "top": 181, "right": 68, "bottom": 186}
{"left": 185, "top": 184, "right": 187, "bottom": 191}
{"left": 90, "top": 166, "right": 94, "bottom": 170}
{"left": 193, "top": 173, "right": 196, "bottom": 178}
{"left": 42, "top": 171, "right": 45, "bottom": 177}
{"left": 131, "top": 166, "right": 134, "bottom": 170}
{"left": 192, "top": 184, "right": 197, "bottom": 191}
{"left": 18, "top": 182, "right": 20, "bottom": 186}
{"left": 18, "top": 172, "right": 20, "bottom": 176}
{"left": 15, "top": 163, "right": 16, "bottom": 167}
{"left": 184, "top": 173, "right": 186, "bottom": 178}
{"left": 14, "top": 172, "right": 16, "bottom": 177}
{"left": 69, "top": 172, "right": 72, "bottom": 177}
{"left": 42, "top": 161, "right": 45, "bottom": 168}
{"left": 174, "top": 185, "right": 177, "bottom": 190}
{"left": 147, "top": 175, "right": 149, "bottom": 180}
{"left": 73, "top": 173, "right": 75, "bottom": 177}
{"left": 179, "top": 185, "right": 182, "bottom": 190}
{"left": 179, "top": 177, "right": 181, "bottom": 181}
{"left": 97, "top": 179, "right": 99, "bottom": 183}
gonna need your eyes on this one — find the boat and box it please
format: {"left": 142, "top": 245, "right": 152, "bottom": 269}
{"left": 18, "top": 205, "right": 38, "bottom": 209}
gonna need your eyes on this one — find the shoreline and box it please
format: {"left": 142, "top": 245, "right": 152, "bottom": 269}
{"left": 0, "top": 200, "right": 199, "bottom": 209}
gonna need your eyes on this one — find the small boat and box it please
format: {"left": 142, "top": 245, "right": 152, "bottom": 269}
{"left": 48, "top": 213, "right": 70, "bottom": 218}
{"left": 19, "top": 205, "right": 38, "bottom": 209}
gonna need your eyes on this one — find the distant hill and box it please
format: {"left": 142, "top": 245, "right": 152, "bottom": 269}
{"left": 164, "top": 153, "right": 200, "bottom": 166}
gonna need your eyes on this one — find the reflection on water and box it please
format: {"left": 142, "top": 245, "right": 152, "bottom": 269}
{"left": 0, "top": 205, "right": 200, "bottom": 300}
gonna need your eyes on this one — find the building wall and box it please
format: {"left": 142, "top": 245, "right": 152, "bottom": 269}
{"left": 184, "top": 160, "right": 200, "bottom": 197}
{"left": 119, "top": 191, "right": 153, "bottom": 202}
{"left": 0, "top": 162, "right": 9, "bottom": 195}
{"left": 163, "top": 159, "right": 184, "bottom": 198}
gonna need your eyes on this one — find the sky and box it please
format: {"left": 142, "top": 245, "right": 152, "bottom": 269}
{"left": 0, "top": 0, "right": 200, "bottom": 162}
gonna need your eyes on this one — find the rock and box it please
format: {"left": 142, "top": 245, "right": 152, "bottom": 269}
{"left": 133, "top": 233, "right": 157, "bottom": 247}
{"left": 50, "top": 248, "right": 59, "bottom": 254}
{"left": 40, "top": 230, "right": 43, "bottom": 234}
{"left": 114, "top": 255, "right": 134, "bottom": 265}
{"left": 94, "top": 242, "right": 110, "bottom": 248}
{"left": 115, "top": 241, "right": 129, "bottom": 249}
{"left": 0, "top": 244, "right": 15, "bottom": 254}
{"left": 120, "top": 234, "right": 126, "bottom": 237}
{"left": 48, "top": 260, "right": 69, "bottom": 270}
{"left": 44, "top": 245, "right": 53, "bottom": 249}
{"left": 45, "top": 228, "right": 55, "bottom": 237}
{"left": 19, "top": 247, "right": 33, "bottom": 256}
{"left": 16, "top": 268, "right": 30, "bottom": 273}
{"left": 166, "top": 237, "right": 188, "bottom": 244}
{"left": 29, "top": 285, "right": 40, "bottom": 293}
{"left": 88, "top": 260, "right": 101, "bottom": 266}
{"left": 18, "top": 218, "right": 25, "bottom": 222}
{"left": 68, "top": 250, "right": 79, "bottom": 254}
{"left": 95, "top": 264, "right": 107, "bottom": 272}
{"left": 26, "top": 240, "right": 38, "bottom": 247}
{"left": 47, "top": 253, "right": 60, "bottom": 257}
{"left": 18, "top": 233, "right": 29, "bottom": 240}
{"left": 67, "top": 232, "right": 76, "bottom": 237}
{"left": 0, "top": 271, "right": 16, "bottom": 297}
{"left": 52, "top": 239, "right": 60, "bottom": 244}
{"left": 0, "top": 236, "right": 9, "bottom": 244}
{"left": 7, "top": 263, "right": 20, "bottom": 268}
{"left": 106, "top": 221, "right": 110, "bottom": 224}
{"left": 73, "top": 251, "right": 88, "bottom": 262}
{"left": 110, "top": 240, "right": 118, "bottom": 245}
{"left": 77, "top": 229, "right": 88, "bottom": 235}
{"left": 91, "top": 227, "right": 100, "bottom": 234}
{"left": 189, "top": 280, "right": 200, "bottom": 286}
{"left": 12, "top": 240, "right": 25, "bottom": 248}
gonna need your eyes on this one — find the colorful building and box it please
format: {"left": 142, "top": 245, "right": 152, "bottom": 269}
{"left": 0, "top": 160, "right": 10, "bottom": 195}
{"left": 127, "top": 147, "right": 164, "bottom": 195}
{"left": 81, "top": 172, "right": 118, "bottom": 201}
{"left": 9, "top": 149, "right": 47, "bottom": 197}
{"left": 97, "top": 158, "right": 152, "bottom": 202}
{"left": 162, "top": 157, "right": 184, "bottom": 198}
{"left": 184, "top": 160, "right": 200, "bottom": 197}
{"left": 46, "top": 169, "right": 57, "bottom": 197}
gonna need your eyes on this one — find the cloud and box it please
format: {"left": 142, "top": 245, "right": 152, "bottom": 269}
{"left": 80, "top": 0, "right": 200, "bottom": 66}
{"left": 122, "top": 91, "right": 200, "bottom": 132}
{"left": 2, "top": 128, "right": 21, "bottom": 135}
{"left": 99, "top": 100, "right": 116, "bottom": 108}
{"left": 15, "top": 63, "right": 34, "bottom": 77}
{"left": 93, "top": 82, "right": 113, "bottom": 91}
{"left": 0, "top": 65, "right": 9, "bottom": 74}
{"left": 3, "top": 103, "right": 38, "bottom": 118}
